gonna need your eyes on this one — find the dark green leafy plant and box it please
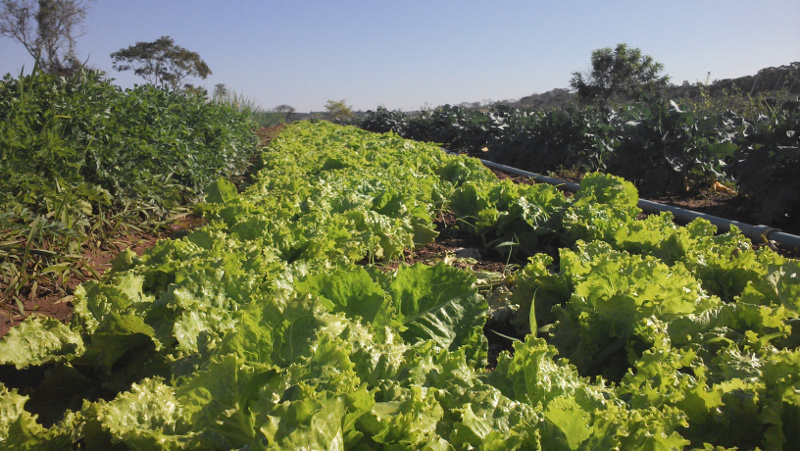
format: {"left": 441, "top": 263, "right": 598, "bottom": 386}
{"left": 358, "top": 106, "right": 409, "bottom": 135}
{"left": 606, "top": 100, "right": 740, "bottom": 194}
{"left": 733, "top": 98, "right": 800, "bottom": 224}
{"left": 0, "top": 67, "right": 258, "bottom": 311}
{"left": 354, "top": 95, "right": 800, "bottom": 216}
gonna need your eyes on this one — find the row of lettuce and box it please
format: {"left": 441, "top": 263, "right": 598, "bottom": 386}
{"left": 2, "top": 121, "right": 799, "bottom": 449}
{"left": 0, "top": 69, "right": 259, "bottom": 306}
{"left": 352, "top": 98, "right": 800, "bottom": 225}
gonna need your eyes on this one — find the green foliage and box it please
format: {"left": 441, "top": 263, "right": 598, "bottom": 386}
{"left": 359, "top": 105, "right": 409, "bottom": 134}
{"left": 325, "top": 98, "right": 353, "bottom": 122}
{"left": 669, "top": 62, "right": 800, "bottom": 106}
{"left": 272, "top": 104, "right": 296, "bottom": 123}
{"left": 449, "top": 178, "right": 567, "bottom": 257}
{"left": 0, "top": 316, "right": 84, "bottom": 368}
{"left": 570, "top": 43, "right": 669, "bottom": 103}
{"left": 731, "top": 98, "right": 800, "bottom": 223}
{"left": 562, "top": 173, "right": 641, "bottom": 244}
{"left": 356, "top": 93, "right": 800, "bottom": 220}
{"left": 2, "top": 122, "right": 800, "bottom": 449}
{"left": 211, "top": 84, "right": 285, "bottom": 127}
{"left": 606, "top": 100, "right": 741, "bottom": 193}
{"left": 0, "top": 68, "right": 257, "bottom": 309}
{"left": 110, "top": 35, "right": 211, "bottom": 90}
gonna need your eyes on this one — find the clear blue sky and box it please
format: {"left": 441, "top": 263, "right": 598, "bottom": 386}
{"left": 2, "top": 1, "right": 798, "bottom": 112}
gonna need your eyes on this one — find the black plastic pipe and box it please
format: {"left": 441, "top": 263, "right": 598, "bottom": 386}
{"left": 473, "top": 157, "right": 800, "bottom": 251}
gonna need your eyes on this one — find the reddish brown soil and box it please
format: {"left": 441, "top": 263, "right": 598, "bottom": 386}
{"left": 255, "top": 123, "right": 286, "bottom": 143}
{"left": 0, "top": 227, "right": 177, "bottom": 338}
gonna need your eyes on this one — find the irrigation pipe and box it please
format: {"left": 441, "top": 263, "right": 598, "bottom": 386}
{"left": 470, "top": 157, "right": 800, "bottom": 251}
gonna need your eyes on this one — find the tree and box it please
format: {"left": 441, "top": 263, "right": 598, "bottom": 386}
{"left": 325, "top": 99, "right": 353, "bottom": 121}
{"left": 0, "top": 0, "right": 93, "bottom": 74}
{"left": 570, "top": 43, "right": 669, "bottom": 103}
{"left": 110, "top": 36, "right": 211, "bottom": 90}
{"left": 273, "top": 104, "right": 296, "bottom": 122}
{"left": 212, "top": 83, "right": 228, "bottom": 101}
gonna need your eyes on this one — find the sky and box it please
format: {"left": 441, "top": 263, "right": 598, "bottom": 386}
{"left": 1, "top": 1, "right": 799, "bottom": 112}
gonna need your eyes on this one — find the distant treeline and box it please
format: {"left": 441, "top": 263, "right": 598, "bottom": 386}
{"left": 511, "top": 62, "right": 799, "bottom": 110}
{"left": 284, "top": 61, "right": 799, "bottom": 121}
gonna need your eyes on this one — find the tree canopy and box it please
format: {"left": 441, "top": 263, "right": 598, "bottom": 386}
{"left": 0, "top": 0, "right": 93, "bottom": 74}
{"left": 212, "top": 83, "right": 228, "bottom": 101}
{"left": 110, "top": 36, "right": 211, "bottom": 90}
{"left": 273, "top": 104, "right": 296, "bottom": 122}
{"left": 325, "top": 99, "right": 353, "bottom": 121}
{"left": 570, "top": 43, "right": 669, "bottom": 103}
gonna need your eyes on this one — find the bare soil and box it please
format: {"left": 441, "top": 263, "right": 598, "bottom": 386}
{"left": 0, "top": 227, "right": 178, "bottom": 338}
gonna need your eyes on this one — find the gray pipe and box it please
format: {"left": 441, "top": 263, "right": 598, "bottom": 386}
{"left": 473, "top": 157, "right": 800, "bottom": 250}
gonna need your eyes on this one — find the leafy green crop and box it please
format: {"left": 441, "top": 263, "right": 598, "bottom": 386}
{"left": 1, "top": 121, "right": 799, "bottom": 449}
{"left": 450, "top": 178, "right": 567, "bottom": 257}
{"left": 355, "top": 98, "right": 800, "bottom": 224}
{"left": 0, "top": 68, "right": 258, "bottom": 308}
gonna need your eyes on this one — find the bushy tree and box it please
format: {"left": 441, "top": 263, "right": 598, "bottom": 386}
{"left": 570, "top": 43, "right": 669, "bottom": 103}
{"left": 273, "top": 104, "right": 296, "bottom": 122}
{"left": 0, "top": 0, "right": 93, "bottom": 74}
{"left": 212, "top": 83, "right": 228, "bottom": 101}
{"left": 325, "top": 99, "right": 353, "bottom": 121}
{"left": 110, "top": 36, "right": 211, "bottom": 90}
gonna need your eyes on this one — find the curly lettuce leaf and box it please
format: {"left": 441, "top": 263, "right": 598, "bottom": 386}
{"left": 551, "top": 244, "right": 711, "bottom": 378}
{"left": 296, "top": 266, "right": 398, "bottom": 334}
{"left": 0, "top": 316, "right": 84, "bottom": 369}
{"left": 388, "top": 262, "right": 486, "bottom": 352}
{"left": 739, "top": 261, "right": 800, "bottom": 311}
